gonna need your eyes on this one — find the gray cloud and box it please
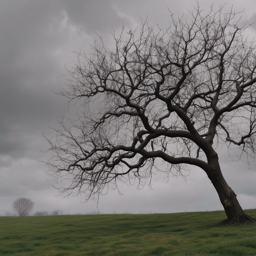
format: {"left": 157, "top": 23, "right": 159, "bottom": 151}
{"left": 62, "top": 0, "right": 131, "bottom": 33}
{"left": 0, "top": 0, "right": 133, "bottom": 160}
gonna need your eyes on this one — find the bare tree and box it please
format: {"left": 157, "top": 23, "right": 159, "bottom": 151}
{"left": 13, "top": 198, "right": 34, "bottom": 217}
{"left": 48, "top": 5, "right": 256, "bottom": 224}
{"left": 5, "top": 211, "right": 16, "bottom": 217}
{"left": 51, "top": 210, "right": 63, "bottom": 215}
{"left": 34, "top": 211, "right": 48, "bottom": 216}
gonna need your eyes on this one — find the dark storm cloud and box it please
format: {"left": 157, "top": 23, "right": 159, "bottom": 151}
{"left": 0, "top": 0, "right": 61, "bottom": 159}
{"left": 0, "top": 0, "right": 130, "bottom": 160}
{"left": 62, "top": 0, "right": 130, "bottom": 33}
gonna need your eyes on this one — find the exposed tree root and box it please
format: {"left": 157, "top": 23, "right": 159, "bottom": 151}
{"left": 219, "top": 215, "right": 256, "bottom": 225}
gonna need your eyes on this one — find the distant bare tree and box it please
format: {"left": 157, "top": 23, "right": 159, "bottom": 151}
{"left": 51, "top": 210, "right": 63, "bottom": 215}
{"left": 48, "top": 5, "right": 256, "bottom": 224}
{"left": 34, "top": 211, "right": 48, "bottom": 216}
{"left": 33, "top": 210, "right": 63, "bottom": 216}
{"left": 5, "top": 211, "right": 16, "bottom": 217}
{"left": 13, "top": 198, "right": 34, "bottom": 217}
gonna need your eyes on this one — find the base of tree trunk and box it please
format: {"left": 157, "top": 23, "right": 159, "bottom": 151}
{"left": 207, "top": 159, "right": 256, "bottom": 226}
{"left": 219, "top": 215, "right": 256, "bottom": 225}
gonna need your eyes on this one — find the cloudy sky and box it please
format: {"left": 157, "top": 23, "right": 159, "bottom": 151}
{"left": 1, "top": 0, "right": 256, "bottom": 216}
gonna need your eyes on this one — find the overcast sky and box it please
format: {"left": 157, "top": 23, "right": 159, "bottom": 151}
{"left": 1, "top": 0, "right": 256, "bottom": 216}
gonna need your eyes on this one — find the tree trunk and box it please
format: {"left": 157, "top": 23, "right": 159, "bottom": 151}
{"left": 207, "top": 154, "right": 255, "bottom": 225}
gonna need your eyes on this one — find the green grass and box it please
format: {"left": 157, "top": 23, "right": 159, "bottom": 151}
{"left": 1, "top": 209, "right": 256, "bottom": 255}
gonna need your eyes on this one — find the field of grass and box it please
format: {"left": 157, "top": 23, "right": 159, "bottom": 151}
{"left": 1, "top": 209, "right": 256, "bottom": 255}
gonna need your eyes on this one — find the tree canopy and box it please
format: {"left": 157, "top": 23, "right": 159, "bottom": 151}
{"left": 48, "top": 5, "right": 256, "bottom": 224}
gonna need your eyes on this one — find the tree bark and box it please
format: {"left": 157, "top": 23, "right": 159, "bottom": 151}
{"left": 207, "top": 154, "right": 255, "bottom": 225}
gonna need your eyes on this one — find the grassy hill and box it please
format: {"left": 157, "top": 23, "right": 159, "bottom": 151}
{"left": 1, "top": 209, "right": 256, "bottom": 255}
